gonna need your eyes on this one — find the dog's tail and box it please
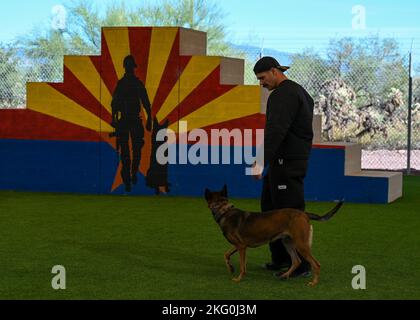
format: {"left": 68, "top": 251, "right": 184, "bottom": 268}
{"left": 305, "top": 201, "right": 343, "bottom": 222}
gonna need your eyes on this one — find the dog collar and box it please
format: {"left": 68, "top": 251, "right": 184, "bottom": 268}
{"left": 213, "top": 211, "right": 224, "bottom": 223}
{"left": 212, "top": 203, "right": 234, "bottom": 223}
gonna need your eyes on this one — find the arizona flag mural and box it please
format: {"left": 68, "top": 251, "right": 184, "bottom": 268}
{"left": 0, "top": 26, "right": 402, "bottom": 202}
{"left": 0, "top": 27, "right": 265, "bottom": 196}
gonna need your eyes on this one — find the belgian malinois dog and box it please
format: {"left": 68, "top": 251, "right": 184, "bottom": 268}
{"left": 204, "top": 185, "right": 342, "bottom": 286}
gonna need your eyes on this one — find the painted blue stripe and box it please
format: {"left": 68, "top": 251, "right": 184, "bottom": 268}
{"left": 0, "top": 139, "right": 100, "bottom": 193}
{"left": 0, "top": 140, "right": 390, "bottom": 203}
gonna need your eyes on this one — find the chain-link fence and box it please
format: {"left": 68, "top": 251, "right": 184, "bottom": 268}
{"left": 1, "top": 41, "right": 419, "bottom": 172}
{"left": 242, "top": 47, "right": 419, "bottom": 172}
{"left": 288, "top": 54, "right": 417, "bottom": 172}
{"left": 0, "top": 45, "right": 63, "bottom": 109}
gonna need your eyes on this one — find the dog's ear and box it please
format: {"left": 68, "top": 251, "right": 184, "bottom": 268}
{"left": 222, "top": 184, "right": 228, "bottom": 198}
{"left": 204, "top": 188, "right": 211, "bottom": 201}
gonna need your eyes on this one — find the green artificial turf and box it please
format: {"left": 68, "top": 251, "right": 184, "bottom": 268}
{"left": 0, "top": 176, "right": 419, "bottom": 300}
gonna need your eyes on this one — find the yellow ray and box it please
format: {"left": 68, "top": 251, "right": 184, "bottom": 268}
{"left": 146, "top": 28, "right": 179, "bottom": 105}
{"left": 100, "top": 79, "right": 113, "bottom": 114}
{"left": 169, "top": 85, "right": 260, "bottom": 132}
{"left": 103, "top": 27, "right": 131, "bottom": 80}
{"left": 64, "top": 56, "right": 112, "bottom": 114}
{"left": 156, "top": 56, "right": 221, "bottom": 122}
{"left": 27, "top": 83, "right": 113, "bottom": 132}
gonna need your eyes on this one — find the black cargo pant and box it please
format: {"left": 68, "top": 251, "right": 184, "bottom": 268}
{"left": 261, "top": 158, "right": 310, "bottom": 271}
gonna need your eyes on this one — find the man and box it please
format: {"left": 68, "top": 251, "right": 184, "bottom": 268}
{"left": 253, "top": 56, "right": 314, "bottom": 278}
{"left": 111, "top": 55, "right": 152, "bottom": 192}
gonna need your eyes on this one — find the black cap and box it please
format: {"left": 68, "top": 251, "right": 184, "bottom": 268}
{"left": 253, "top": 56, "right": 290, "bottom": 74}
{"left": 123, "top": 55, "right": 137, "bottom": 70}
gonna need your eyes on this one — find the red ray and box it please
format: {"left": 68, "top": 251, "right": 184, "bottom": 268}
{"left": 49, "top": 66, "right": 112, "bottom": 124}
{"left": 0, "top": 109, "right": 100, "bottom": 142}
{"left": 163, "top": 66, "right": 236, "bottom": 126}
{"left": 312, "top": 144, "right": 345, "bottom": 149}
{"left": 199, "top": 113, "right": 266, "bottom": 146}
{"left": 129, "top": 27, "right": 153, "bottom": 83}
{"left": 151, "top": 30, "right": 192, "bottom": 119}
{"left": 90, "top": 34, "right": 119, "bottom": 95}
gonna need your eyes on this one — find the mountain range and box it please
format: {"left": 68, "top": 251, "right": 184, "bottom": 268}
{"left": 229, "top": 43, "right": 292, "bottom": 65}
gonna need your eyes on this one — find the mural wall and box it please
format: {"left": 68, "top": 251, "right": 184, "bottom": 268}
{"left": 0, "top": 27, "right": 402, "bottom": 202}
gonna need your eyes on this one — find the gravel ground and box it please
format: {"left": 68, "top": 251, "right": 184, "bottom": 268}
{"left": 362, "top": 149, "right": 420, "bottom": 170}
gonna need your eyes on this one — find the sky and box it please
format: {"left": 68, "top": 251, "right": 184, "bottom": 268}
{"left": 0, "top": 0, "right": 419, "bottom": 69}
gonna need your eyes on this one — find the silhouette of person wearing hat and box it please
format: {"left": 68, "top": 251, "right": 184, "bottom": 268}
{"left": 111, "top": 55, "right": 152, "bottom": 192}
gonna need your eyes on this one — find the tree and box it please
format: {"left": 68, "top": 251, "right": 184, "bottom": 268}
{"left": 414, "top": 65, "right": 420, "bottom": 105}
{"left": 18, "top": 0, "right": 241, "bottom": 82}
{"left": 412, "top": 66, "right": 420, "bottom": 148}
{"left": 138, "top": 0, "right": 235, "bottom": 56}
{"left": 287, "top": 49, "right": 333, "bottom": 97}
{"left": 19, "top": 29, "right": 66, "bottom": 82}
{"left": 0, "top": 44, "right": 25, "bottom": 108}
{"left": 288, "top": 36, "right": 409, "bottom": 148}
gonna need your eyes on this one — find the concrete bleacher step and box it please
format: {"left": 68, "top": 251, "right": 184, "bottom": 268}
{"left": 312, "top": 141, "right": 403, "bottom": 203}
{"left": 220, "top": 57, "right": 244, "bottom": 85}
{"left": 179, "top": 28, "right": 245, "bottom": 85}
{"left": 179, "top": 28, "right": 207, "bottom": 56}
{"left": 311, "top": 114, "right": 403, "bottom": 203}
{"left": 346, "top": 170, "right": 403, "bottom": 203}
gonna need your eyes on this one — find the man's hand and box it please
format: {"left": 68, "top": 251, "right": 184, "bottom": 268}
{"left": 251, "top": 161, "right": 263, "bottom": 180}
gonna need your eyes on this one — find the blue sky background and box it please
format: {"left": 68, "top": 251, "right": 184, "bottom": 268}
{"left": 0, "top": 0, "right": 419, "bottom": 71}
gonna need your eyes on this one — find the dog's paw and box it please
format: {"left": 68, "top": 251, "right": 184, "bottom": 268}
{"left": 231, "top": 277, "right": 241, "bottom": 283}
{"left": 274, "top": 272, "right": 289, "bottom": 280}
{"left": 307, "top": 281, "right": 317, "bottom": 287}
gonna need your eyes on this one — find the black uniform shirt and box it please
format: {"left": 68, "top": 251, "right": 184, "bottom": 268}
{"left": 264, "top": 79, "right": 314, "bottom": 165}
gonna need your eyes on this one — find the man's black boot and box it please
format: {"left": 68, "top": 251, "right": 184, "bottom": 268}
{"left": 262, "top": 261, "right": 289, "bottom": 271}
{"left": 274, "top": 261, "right": 311, "bottom": 279}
